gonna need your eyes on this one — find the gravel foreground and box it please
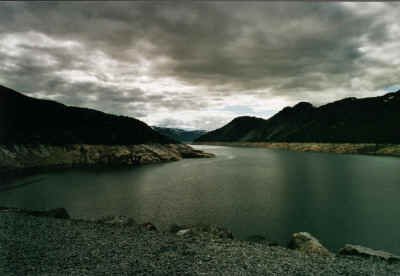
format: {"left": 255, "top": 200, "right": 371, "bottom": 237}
{"left": 1, "top": 212, "right": 400, "bottom": 276}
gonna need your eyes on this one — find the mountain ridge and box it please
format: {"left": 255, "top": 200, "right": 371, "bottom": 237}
{"left": 0, "top": 85, "right": 174, "bottom": 145}
{"left": 152, "top": 127, "right": 207, "bottom": 142}
{"left": 196, "top": 91, "right": 400, "bottom": 143}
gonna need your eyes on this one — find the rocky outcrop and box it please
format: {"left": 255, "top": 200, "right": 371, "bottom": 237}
{"left": 170, "top": 145, "right": 215, "bottom": 158}
{"left": 0, "top": 143, "right": 214, "bottom": 174}
{"left": 0, "top": 85, "right": 217, "bottom": 175}
{"left": 288, "top": 232, "right": 331, "bottom": 256}
{"left": 339, "top": 244, "right": 400, "bottom": 263}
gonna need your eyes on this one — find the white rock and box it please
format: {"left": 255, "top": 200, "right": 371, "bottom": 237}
{"left": 176, "top": 229, "right": 192, "bottom": 236}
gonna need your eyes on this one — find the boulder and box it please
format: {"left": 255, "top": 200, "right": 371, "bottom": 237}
{"left": 339, "top": 244, "right": 400, "bottom": 263}
{"left": 289, "top": 232, "right": 331, "bottom": 256}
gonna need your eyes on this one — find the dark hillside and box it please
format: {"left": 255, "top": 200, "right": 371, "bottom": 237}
{"left": 196, "top": 91, "right": 400, "bottom": 143}
{"left": 0, "top": 85, "right": 172, "bottom": 145}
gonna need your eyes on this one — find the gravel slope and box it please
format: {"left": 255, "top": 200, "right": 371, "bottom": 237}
{"left": 1, "top": 212, "right": 399, "bottom": 275}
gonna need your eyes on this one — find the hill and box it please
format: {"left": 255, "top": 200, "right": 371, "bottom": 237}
{"left": 0, "top": 85, "right": 173, "bottom": 145}
{"left": 196, "top": 91, "right": 400, "bottom": 143}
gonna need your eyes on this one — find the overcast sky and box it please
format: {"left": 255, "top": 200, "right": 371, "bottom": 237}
{"left": 0, "top": 2, "right": 399, "bottom": 130}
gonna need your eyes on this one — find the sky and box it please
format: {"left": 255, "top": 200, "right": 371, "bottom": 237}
{"left": 0, "top": 2, "right": 399, "bottom": 130}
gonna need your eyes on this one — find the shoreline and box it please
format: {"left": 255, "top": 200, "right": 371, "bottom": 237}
{"left": 194, "top": 142, "right": 400, "bottom": 158}
{"left": 0, "top": 143, "right": 214, "bottom": 177}
{"left": 1, "top": 207, "right": 399, "bottom": 275}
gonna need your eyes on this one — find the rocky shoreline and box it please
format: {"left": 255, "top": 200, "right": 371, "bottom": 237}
{"left": 0, "top": 143, "right": 214, "bottom": 176}
{"left": 1, "top": 207, "right": 399, "bottom": 275}
{"left": 195, "top": 142, "right": 400, "bottom": 157}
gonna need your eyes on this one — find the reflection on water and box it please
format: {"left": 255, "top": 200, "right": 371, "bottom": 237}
{"left": 1, "top": 145, "right": 400, "bottom": 254}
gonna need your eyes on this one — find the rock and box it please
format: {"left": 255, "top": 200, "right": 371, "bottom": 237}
{"left": 141, "top": 222, "right": 157, "bottom": 231}
{"left": 289, "top": 232, "right": 331, "bottom": 256}
{"left": 180, "top": 149, "right": 215, "bottom": 158}
{"left": 176, "top": 229, "right": 192, "bottom": 236}
{"left": 96, "top": 215, "right": 136, "bottom": 227}
{"left": 339, "top": 244, "right": 400, "bottom": 263}
{"left": 168, "top": 144, "right": 215, "bottom": 159}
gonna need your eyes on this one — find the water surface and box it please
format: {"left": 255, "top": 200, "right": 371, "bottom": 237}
{"left": 1, "top": 145, "right": 400, "bottom": 254}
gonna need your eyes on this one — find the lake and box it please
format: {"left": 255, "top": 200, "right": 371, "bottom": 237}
{"left": 1, "top": 145, "right": 400, "bottom": 254}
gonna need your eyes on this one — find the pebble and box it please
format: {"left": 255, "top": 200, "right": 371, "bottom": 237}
{"left": 1, "top": 212, "right": 399, "bottom": 275}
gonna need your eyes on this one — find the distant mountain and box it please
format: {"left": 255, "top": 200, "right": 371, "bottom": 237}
{"left": 196, "top": 91, "right": 400, "bottom": 143}
{"left": 153, "top": 127, "right": 207, "bottom": 142}
{"left": 0, "top": 85, "right": 173, "bottom": 145}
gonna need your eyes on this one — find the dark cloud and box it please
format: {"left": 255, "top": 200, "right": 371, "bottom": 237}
{"left": 0, "top": 2, "right": 398, "bottom": 129}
